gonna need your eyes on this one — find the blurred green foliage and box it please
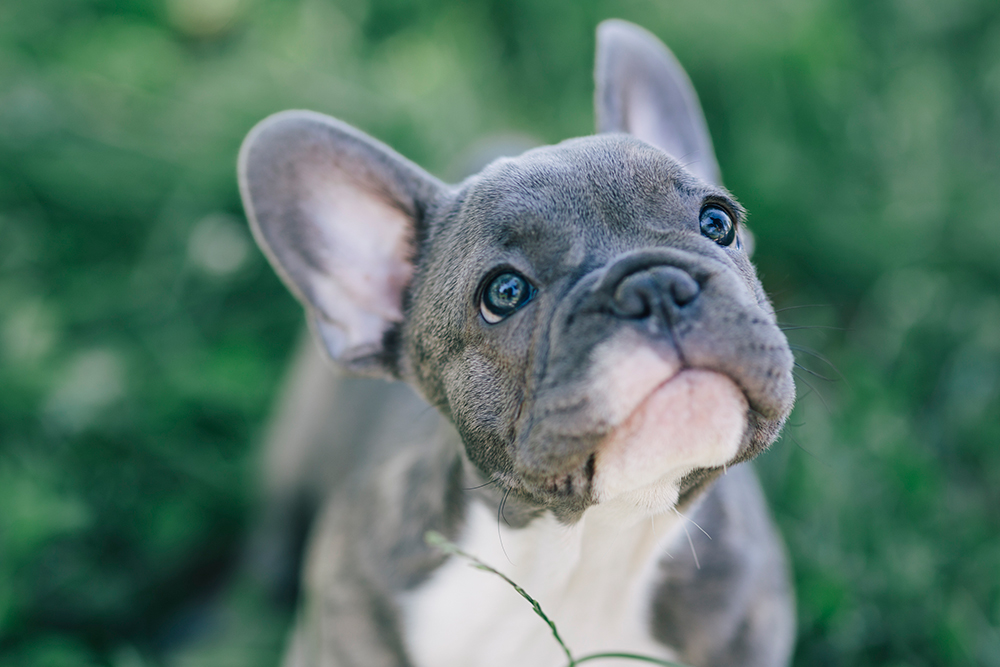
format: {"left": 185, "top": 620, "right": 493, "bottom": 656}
{"left": 1, "top": 0, "right": 999, "bottom": 665}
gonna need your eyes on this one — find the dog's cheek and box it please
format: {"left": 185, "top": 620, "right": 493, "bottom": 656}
{"left": 399, "top": 281, "right": 469, "bottom": 410}
{"left": 443, "top": 351, "right": 522, "bottom": 477}
{"left": 671, "top": 270, "right": 794, "bottom": 423}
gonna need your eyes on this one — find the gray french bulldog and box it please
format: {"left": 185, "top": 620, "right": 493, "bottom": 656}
{"left": 238, "top": 19, "right": 796, "bottom": 667}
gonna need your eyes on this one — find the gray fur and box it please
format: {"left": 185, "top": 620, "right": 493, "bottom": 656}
{"left": 240, "top": 19, "right": 796, "bottom": 667}
{"left": 654, "top": 466, "right": 796, "bottom": 667}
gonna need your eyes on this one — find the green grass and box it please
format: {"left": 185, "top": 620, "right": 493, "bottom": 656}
{"left": 1, "top": 0, "right": 999, "bottom": 665}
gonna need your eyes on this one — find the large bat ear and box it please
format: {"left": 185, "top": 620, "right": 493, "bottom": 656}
{"left": 595, "top": 20, "right": 721, "bottom": 185}
{"left": 238, "top": 110, "right": 444, "bottom": 377}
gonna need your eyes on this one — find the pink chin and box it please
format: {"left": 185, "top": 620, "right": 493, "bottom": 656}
{"left": 591, "top": 369, "right": 749, "bottom": 505}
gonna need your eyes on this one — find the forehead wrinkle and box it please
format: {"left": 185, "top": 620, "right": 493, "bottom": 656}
{"left": 493, "top": 213, "right": 551, "bottom": 251}
{"left": 459, "top": 134, "right": 718, "bottom": 269}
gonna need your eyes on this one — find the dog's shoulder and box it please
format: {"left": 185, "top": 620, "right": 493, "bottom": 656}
{"left": 651, "top": 466, "right": 796, "bottom": 667}
{"left": 286, "top": 394, "right": 467, "bottom": 667}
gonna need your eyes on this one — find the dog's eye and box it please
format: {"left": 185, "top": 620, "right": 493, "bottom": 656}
{"left": 480, "top": 271, "right": 535, "bottom": 324}
{"left": 700, "top": 206, "right": 736, "bottom": 247}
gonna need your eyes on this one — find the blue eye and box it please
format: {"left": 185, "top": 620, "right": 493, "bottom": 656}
{"left": 481, "top": 271, "right": 535, "bottom": 323}
{"left": 700, "top": 205, "right": 736, "bottom": 247}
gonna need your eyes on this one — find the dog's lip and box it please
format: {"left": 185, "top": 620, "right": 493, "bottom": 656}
{"left": 605, "top": 364, "right": 748, "bottom": 433}
{"left": 508, "top": 367, "right": 751, "bottom": 503}
{"left": 637, "top": 361, "right": 784, "bottom": 425}
{"left": 593, "top": 363, "right": 759, "bottom": 463}
{"left": 615, "top": 368, "right": 683, "bottom": 428}
{"left": 591, "top": 367, "right": 749, "bottom": 504}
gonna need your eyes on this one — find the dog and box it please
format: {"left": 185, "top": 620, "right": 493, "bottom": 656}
{"left": 238, "top": 19, "right": 796, "bottom": 667}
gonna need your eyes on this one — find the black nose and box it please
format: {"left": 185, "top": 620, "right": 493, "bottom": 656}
{"left": 611, "top": 265, "right": 700, "bottom": 320}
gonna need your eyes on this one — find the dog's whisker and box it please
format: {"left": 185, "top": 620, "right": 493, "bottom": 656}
{"left": 781, "top": 428, "right": 820, "bottom": 460}
{"left": 796, "top": 385, "right": 816, "bottom": 401}
{"left": 789, "top": 344, "right": 849, "bottom": 385}
{"left": 793, "top": 361, "right": 836, "bottom": 383}
{"left": 792, "top": 369, "right": 832, "bottom": 413}
{"left": 497, "top": 487, "right": 513, "bottom": 564}
{"left": 499, "top": 487, "right": 512, "bottom": 527}
{"left": 773, "top": 303, "right": 827, "bottom": 314}
{"left": 673, "top": 508, "right": 712, "bottom": 540}
{"left": 681, "top": 522, "right": 701, "bottom": 570}
{"left": 778, "top": 324, "right": 845, "bottom": 332}
{"left": 464, "top": 477, "right": 502, "bottom": 491}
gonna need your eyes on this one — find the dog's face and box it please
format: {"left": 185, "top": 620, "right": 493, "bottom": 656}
{"left": 239, "top": 22, "right": 794, "bottom": 522}
{"left": 405, "top": 136, "right": 793, "bottom": 518}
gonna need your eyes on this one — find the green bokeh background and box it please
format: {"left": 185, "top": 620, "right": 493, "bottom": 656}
{"left": 2, "top": 0, "right": 999, "bottom": 665}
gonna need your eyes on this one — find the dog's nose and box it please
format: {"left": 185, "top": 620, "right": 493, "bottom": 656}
{"left": 611, "top": 265, "right": 700, "bottom": 320}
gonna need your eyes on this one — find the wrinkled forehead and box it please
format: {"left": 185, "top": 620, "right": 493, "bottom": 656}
{"left": 451, "top": 135, "right": 717, "bottom": 273}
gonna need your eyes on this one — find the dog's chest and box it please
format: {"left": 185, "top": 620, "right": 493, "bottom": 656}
{"left": 400, "top": 500, "right": 684, "bottom": 667}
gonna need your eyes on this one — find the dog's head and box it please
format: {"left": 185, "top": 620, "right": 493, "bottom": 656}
{"left": 239, "top": 21, "right": 794, "bottom": 521}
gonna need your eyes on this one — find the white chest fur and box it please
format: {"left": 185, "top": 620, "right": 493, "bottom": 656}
{"left": 400, "top": 499, "right": 690, "bottom": 667}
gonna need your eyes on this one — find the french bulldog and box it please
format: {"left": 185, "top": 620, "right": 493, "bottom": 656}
{"left": 238, "top": 19, "right": 796, "bottom": 667}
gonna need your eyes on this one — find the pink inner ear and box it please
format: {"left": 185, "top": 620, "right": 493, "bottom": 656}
{"left": 302, "top": 173, "right": 415, "bottom": 353}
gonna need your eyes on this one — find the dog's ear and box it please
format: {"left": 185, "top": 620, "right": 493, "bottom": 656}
{"left": 238, "top": 110, "right": 444, "bottom": 377}
{"left": 595, "top": 20, "right": 721, "bottom": 185}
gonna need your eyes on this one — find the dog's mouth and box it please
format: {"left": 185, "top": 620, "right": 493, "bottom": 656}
{"left": 512, "top": 358, "right": 750, "bottom": 518}
{"left": 581, "top": 329, "right": 749, "bottom": 508}
{"left": 589, "top": 367, "right": 748, "bottom": 512}
{"left": 507, "top": 305, "right": 792, "bottom": 516}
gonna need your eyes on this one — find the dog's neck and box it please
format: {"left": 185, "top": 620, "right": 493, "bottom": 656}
{"left": 401, "top": 497, "right": 689, "bottom": 667}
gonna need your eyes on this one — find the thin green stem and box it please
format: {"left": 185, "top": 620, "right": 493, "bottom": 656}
{"left": 573, "top": 652, "right": 690, "bottom": 666}
{"left": 425, "top": 531, "right": 575, "bottom": 666}
{"left": 425, "top": 531, "right": 694, "bottom": 667}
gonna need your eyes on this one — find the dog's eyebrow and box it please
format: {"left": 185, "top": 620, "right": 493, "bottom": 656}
{"left": 494, "top": 215, "right": 550, "bottom": 250}
{"left": 697, "top": 185, "right": 746, "bottom": 223}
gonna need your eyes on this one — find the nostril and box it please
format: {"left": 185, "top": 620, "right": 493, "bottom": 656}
{"left": 613, "top": 276, "right": 654, "bottom": 318}
{"left": 611, "top": 266, "right": 699, "bottom": 320}
{"left": 667, "top": 271, "right": 699, "bottom": 307}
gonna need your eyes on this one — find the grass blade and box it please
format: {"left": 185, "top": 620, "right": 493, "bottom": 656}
{"left": 426, "top": 531, "right": 576, "bottom": 665}
{"left": 425, "top": 531, "right": 694, "bottom": 667}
